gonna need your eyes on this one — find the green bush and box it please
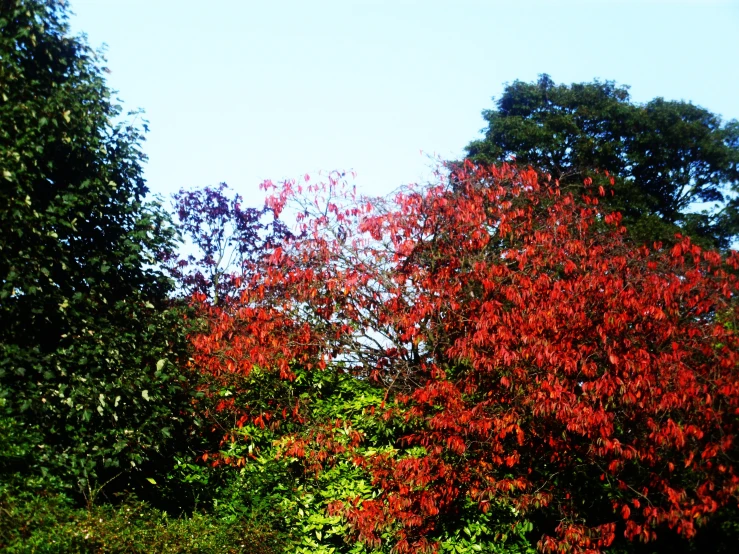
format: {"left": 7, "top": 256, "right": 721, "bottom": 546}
{"left": 0, "top": 486, "right": 285, "bottom": 554}
{"left": 189, "top": 365, "right": 539, "bottom": 553}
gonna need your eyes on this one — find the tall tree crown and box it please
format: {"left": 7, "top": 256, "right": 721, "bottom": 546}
{"left": 0, "top": 0, "right": 190, "bottom": 498}
{"left": 466, "top": 74, "right": 739, "bottom": 248}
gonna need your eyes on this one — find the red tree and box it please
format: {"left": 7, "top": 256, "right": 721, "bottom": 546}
{"left": 191, "top": 163, "right": 739, "bottom": 552}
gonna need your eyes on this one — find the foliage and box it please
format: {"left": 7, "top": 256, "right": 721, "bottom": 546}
{"left": 0, "top": 485, "right": 284, "bottom": 553}
{"left": 207, "top": 367, "right": 391, "bottom": 554}
{"left": 180, "top": 172, "right": 539, "bottom": 550}
{"left": 0, "top": 0, "right": 194, "bottom": 500}
{"left": 192, "top": 164, "right": 739, "bottom": 552}
{"left": 188, "top": 358, "right": 537, "bottom": 553}
{"left": 4, "top": 3, "right": 739, "bottom": 551}
{"left": 170, "top": 183, "right": 291, "bottom": 305}
{"left": 465, "top": 75, "right": 739, "bottom": 248}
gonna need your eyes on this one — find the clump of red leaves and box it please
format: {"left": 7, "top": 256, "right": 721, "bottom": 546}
{"left": 190, "top": 162, "right": 739, "bottom": 553}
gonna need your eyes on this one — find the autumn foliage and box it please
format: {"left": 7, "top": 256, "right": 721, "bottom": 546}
{"left": 190, "top": 163, "right": 739, "bottom": 552}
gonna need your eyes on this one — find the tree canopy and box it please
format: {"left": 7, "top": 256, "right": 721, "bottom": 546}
{"left": 190, "top": 164, "right": 739, "bottom": 553}
{"left": 465, "top": 75, "right": 739, "bottom": 249}
{"left": 0, "top": 0, "right": 192, "bottom": 500}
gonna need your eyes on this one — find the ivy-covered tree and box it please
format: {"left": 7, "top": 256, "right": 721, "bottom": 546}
{"left": 466, "top": 75, "right": 739, "bottom": 248}
{"left": 0, "top": 0, "right": 192, "bottom": 501}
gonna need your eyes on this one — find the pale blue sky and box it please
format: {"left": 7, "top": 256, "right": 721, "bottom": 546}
{"left": 69, "top": 0, "right": 739, "bottom": 206}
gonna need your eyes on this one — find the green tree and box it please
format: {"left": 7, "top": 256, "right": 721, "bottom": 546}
{"left": 0, "top": 0, "right": 193, "bottom": 502}
{"left": 466, "top": 75, "right": 739, "bottom": 248}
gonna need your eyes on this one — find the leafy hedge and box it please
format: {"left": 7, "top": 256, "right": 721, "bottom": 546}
{"left": 0, "top": 485, "right": 285, "bottom": 554}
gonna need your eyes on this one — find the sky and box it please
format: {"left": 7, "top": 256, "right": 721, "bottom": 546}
{"left": 69, "top": 0, "right": 739, "bottom": 208}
